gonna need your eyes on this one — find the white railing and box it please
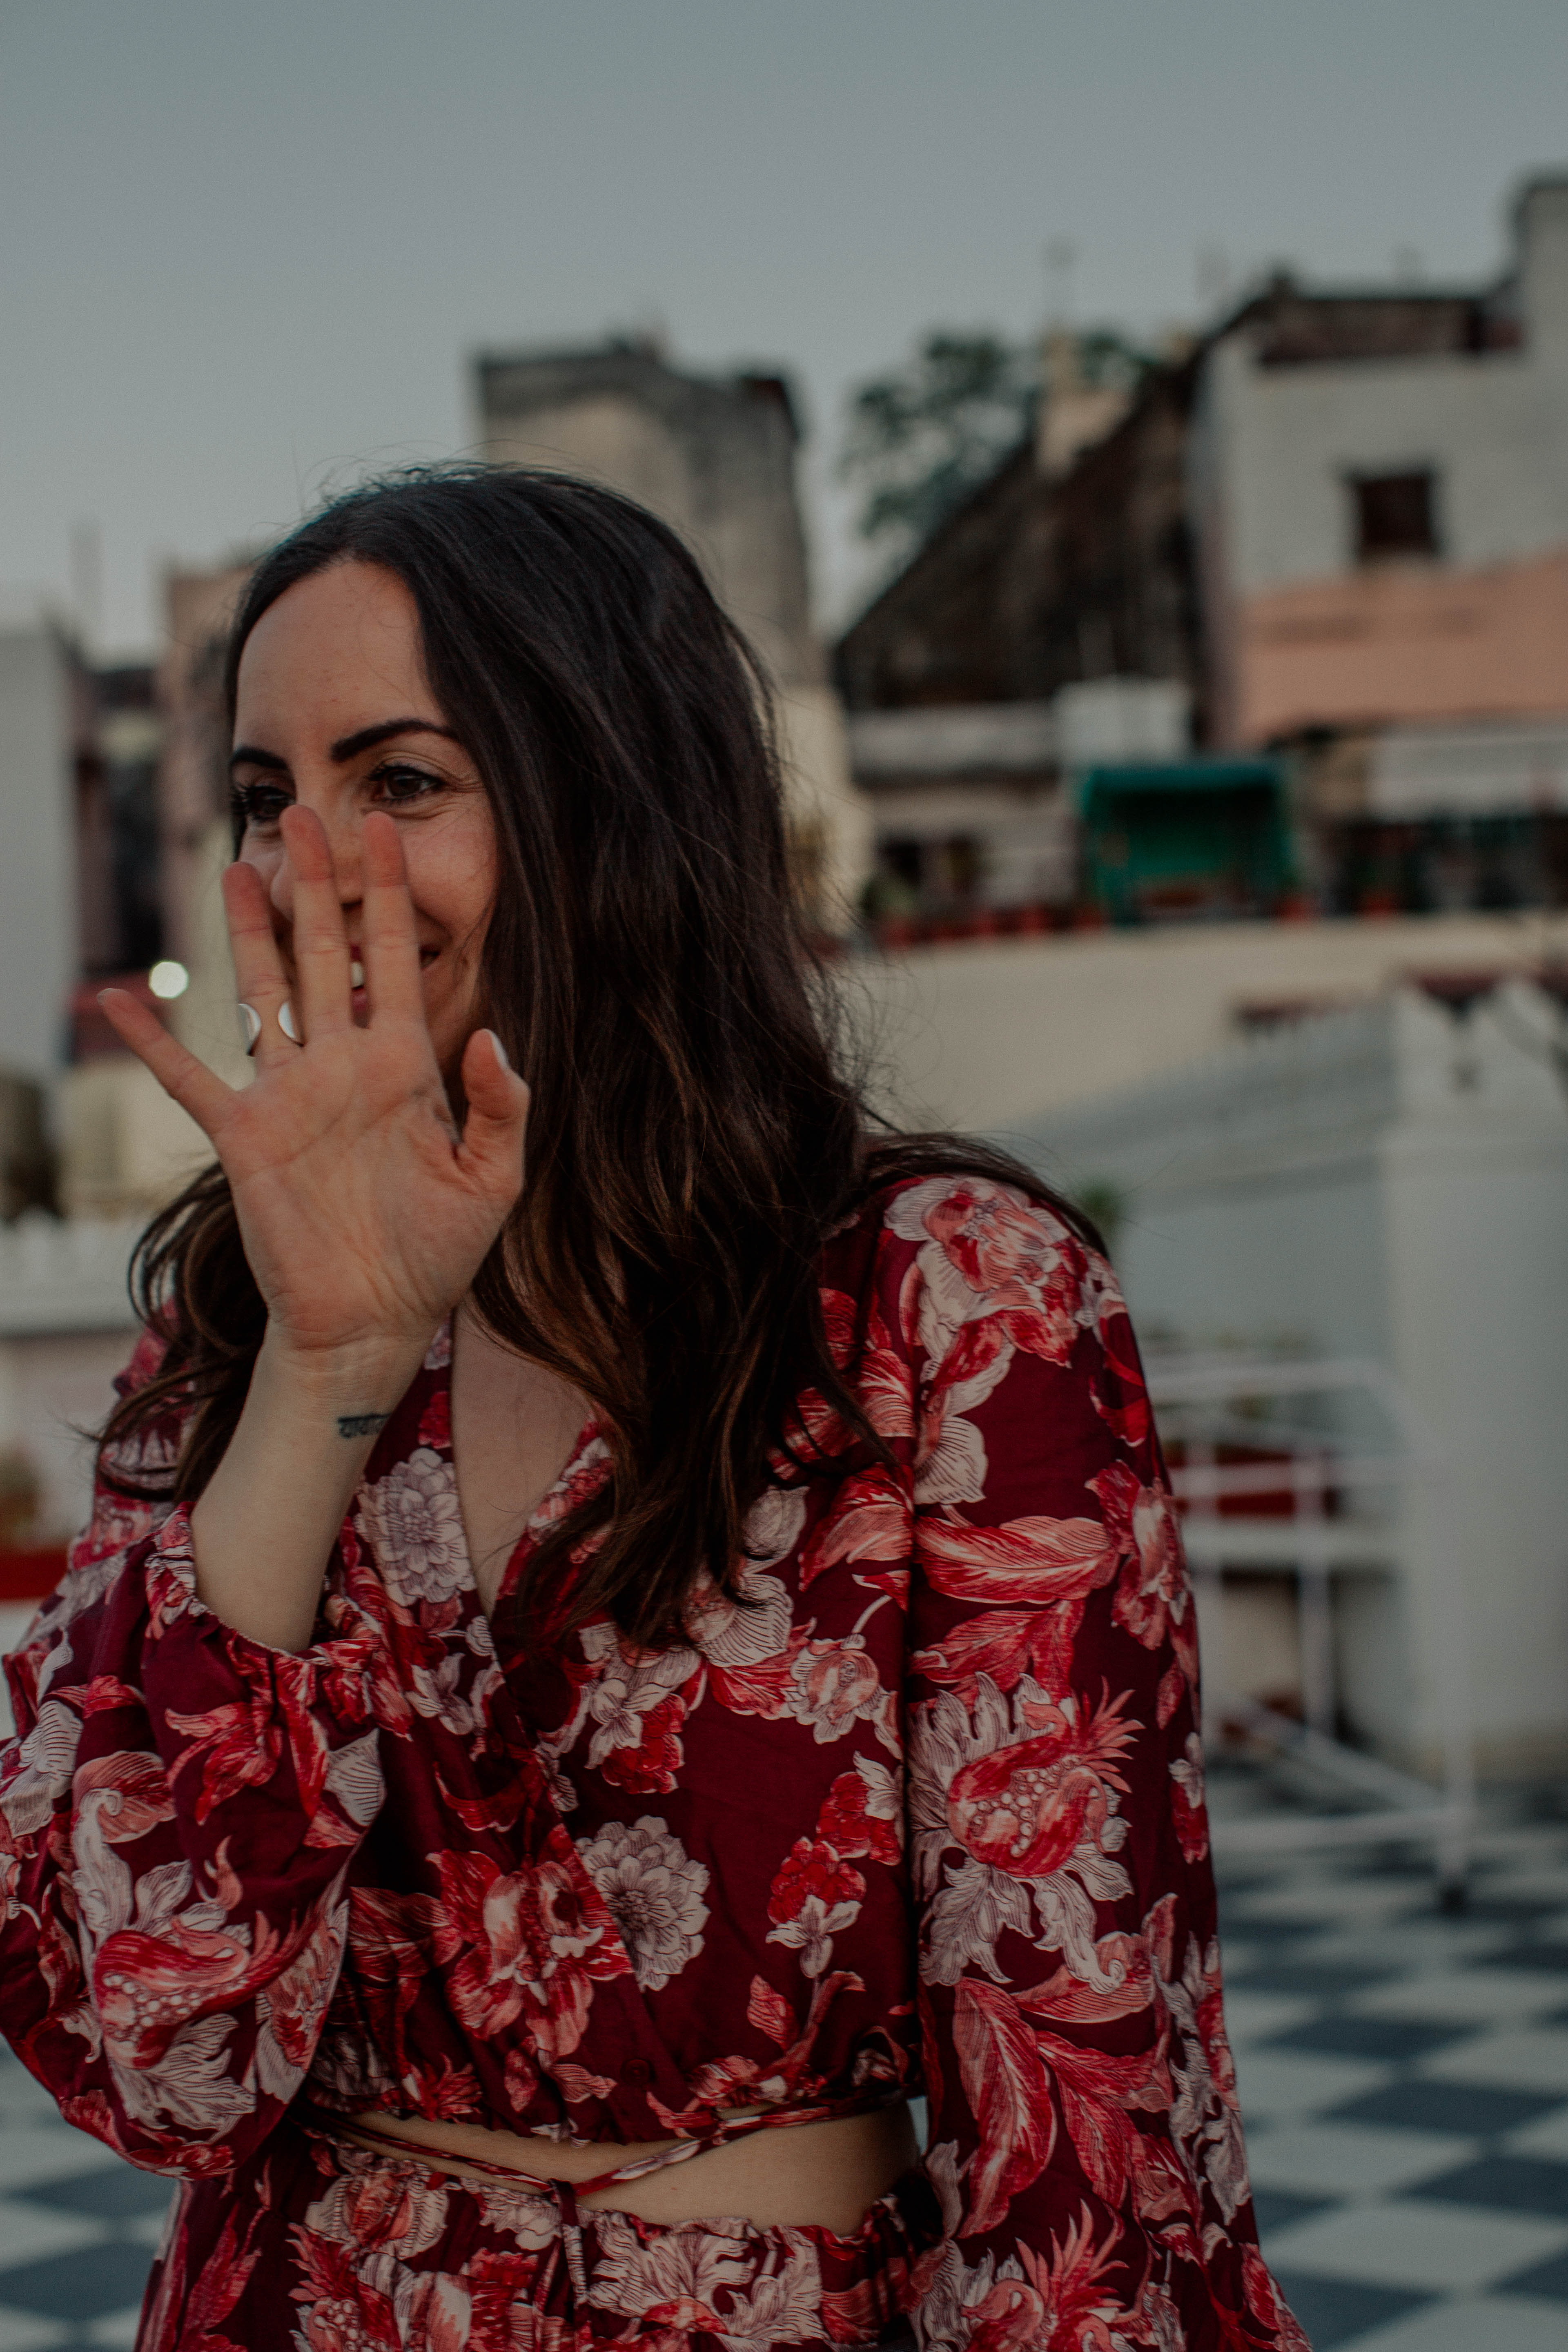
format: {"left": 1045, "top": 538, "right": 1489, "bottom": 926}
{"left": 1148, "top": 1354, "right": 1476, "bottom": 1901}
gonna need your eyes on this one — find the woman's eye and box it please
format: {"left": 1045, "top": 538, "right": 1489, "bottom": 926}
{"left": 232, "top": 781, "right": 292, "bottom": 829}
{"left": 372, "top": 763, "right": 444, "bottom": 806}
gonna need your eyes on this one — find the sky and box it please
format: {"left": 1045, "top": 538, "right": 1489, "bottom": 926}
{"left": 1, "top": 0, "right": 1565, "bottom": 653}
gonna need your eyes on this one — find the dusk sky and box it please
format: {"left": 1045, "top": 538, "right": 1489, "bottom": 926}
{"left": 2, "top": 0, "right": 1565, "bottom": 650}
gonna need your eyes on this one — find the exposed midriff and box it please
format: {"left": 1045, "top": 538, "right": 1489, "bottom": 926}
{"left": 345, "top": 2103, "right": 920, "bottom": 2234}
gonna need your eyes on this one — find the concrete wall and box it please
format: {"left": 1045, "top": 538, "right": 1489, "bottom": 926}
{"left": 1029, "top": 990, "right": 1568, "bottom": 1778}
{"left": 0, "top": 625, "right": 77, "bottom": 1082}
{"left": 851, "top": 907, "right": 1568, "bottom": 1138}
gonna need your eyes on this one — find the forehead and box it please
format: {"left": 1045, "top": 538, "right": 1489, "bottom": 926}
{"left": 234, "top": 561, "right": 437, "bottom": 739}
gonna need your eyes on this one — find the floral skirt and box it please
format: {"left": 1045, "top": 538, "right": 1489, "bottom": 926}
{"left": 134, "top": 2113, "right": 938, "bottom": 2350}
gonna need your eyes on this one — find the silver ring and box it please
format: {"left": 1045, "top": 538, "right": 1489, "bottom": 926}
{"left": 238, "top": 1002, "right": 261, "bottom": 1055}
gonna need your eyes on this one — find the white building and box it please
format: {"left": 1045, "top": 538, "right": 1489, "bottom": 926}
{"left": 1195, "top": 178, "right": 1568, "bottom": 749}
{"left": 1018, "top": 984, "right": 1568, "bottom": 1782}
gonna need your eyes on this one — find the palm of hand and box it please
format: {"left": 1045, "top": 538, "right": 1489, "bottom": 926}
{"left": 100, "top": 808, "right": 528, "bottom": 1368}
{"left": 220, "top": 1027, "right": 510, "bottom": 1355}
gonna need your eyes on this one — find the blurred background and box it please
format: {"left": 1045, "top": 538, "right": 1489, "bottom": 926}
{"left": 2, "top": 6, "right": 1568, "bottom": 2343}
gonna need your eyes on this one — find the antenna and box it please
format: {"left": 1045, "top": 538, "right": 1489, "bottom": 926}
{"left": 1042, "top": 237, "right": 1076, "bottom": 328}
{"left": 69, "top": 520, "right": 103, "bottom": 650}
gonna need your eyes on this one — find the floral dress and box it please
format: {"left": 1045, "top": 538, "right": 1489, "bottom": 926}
{"left": 0, "top": 1176, "right": 1303, "bottom": 2351}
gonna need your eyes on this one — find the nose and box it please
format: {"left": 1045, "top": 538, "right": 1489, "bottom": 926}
{"left": 268, "top": 800, "right": 365, "bottom": 926}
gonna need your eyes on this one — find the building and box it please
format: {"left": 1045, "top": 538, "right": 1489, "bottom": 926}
{"left": 837, "top": 174, "right": 1568, "bottom": 933}
{"left": 0, "top": 620, "right": 82, "bottom": 1092}
{"left": 1019, "top": 983, "right": 1568, "bottom": 1782}
{"left": 475, "top": 336, "right": 872, "bottom": 929}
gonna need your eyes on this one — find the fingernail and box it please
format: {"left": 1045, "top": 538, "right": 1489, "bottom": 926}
{"left": 278, "top": 999, "right": 301, "bottom": 1045}
{"left": 486, "top": 1029, "right": 510, "bottom": 1071}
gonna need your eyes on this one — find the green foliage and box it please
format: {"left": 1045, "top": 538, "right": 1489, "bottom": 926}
{"left": 837, "top": 332, "right": 1037, "bottom": 556}
{"left": 839, "top": 326, "right": 1155, "bottom": 565}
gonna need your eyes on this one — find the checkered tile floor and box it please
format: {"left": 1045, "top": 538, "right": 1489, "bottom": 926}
{"left": 0, "top": 1809, "right": 1563, "bottom": 2348}
{"left": 1218, "top": 1804, "right": 1568, "bottom": 2349}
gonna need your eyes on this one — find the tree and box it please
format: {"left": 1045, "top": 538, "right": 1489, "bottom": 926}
{"left": 838, "top": 326, "right": 1155, "bottom": 569}
{"left": 837, "top": 332, "right": 1037, "bottom": 562}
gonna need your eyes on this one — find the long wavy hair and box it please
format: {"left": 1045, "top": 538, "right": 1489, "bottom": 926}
{"left": 100, "top": 467, "right": 1090, "bottom": 1649}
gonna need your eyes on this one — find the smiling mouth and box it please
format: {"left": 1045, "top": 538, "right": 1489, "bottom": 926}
{"left": 346, "top": 949, "right": 438, "bottom": 992}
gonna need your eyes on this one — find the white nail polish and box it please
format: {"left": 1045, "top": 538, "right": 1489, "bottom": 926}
{"left": 278, "top": 1000, "right": 301, "bottom": 1045}
{"left": 237, "top": 1002, "right": 261, "bottom": 1053}
{"left": 486, "top": 1029, "right": 510, "bottom": 1071}
{"left": 350, "top": 959, "right": 365, "bottom": 988}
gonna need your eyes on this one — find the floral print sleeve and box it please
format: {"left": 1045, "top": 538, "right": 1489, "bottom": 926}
{"left": 888, "top": 1180, "right": 1305, "bottom": 2351}
{"left": 0, "top": 1330, "right": 383, "bottom": 2177}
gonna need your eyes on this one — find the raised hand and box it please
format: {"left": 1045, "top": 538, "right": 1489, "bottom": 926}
{"left": 100, "top": 806, "right": 527, "bottom": 1380}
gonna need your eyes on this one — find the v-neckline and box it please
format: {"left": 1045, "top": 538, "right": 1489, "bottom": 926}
{"left": 431, "top": 1333, "right": 605, "bottom": 1638}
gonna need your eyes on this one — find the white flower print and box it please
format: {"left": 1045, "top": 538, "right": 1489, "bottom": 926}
{"left": 407, "top": 1653, "right": 478, "bottom": 1737}
{"left": 913, "top": 1352, "right": 1012, "bottom": 1508}
{"left": 1157, "top": 1923, "right": 1251, "bottom": 2224}
{"left": 742, "top": 1484, "right": 808, "bottom": 1568}
{"left": 577, "top": 1622, "right": 700, "bottom": 1774}
{"left": 685, "top": 1565, "right": 793, "bottom": 1670}
{"left": 356, "top": 1448, "right": 468, "bottom": 1611}
{"left": 588, "top": 2209, "right": 825, "bottom": 2346}
{"left": 1171, "top": 1731, "right": 1205, "bottom": 1811}
{"left": 576, "top": 1815, "right": 710, "bottom": 1992}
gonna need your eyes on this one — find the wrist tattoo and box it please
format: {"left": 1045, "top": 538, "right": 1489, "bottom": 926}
{"left": 337, "top": 1411, "right": 391, "bottom": 1439}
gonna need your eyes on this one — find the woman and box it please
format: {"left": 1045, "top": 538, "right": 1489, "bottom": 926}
{"left": 0, "top": 471, "right": 1301, "bottom": 2350}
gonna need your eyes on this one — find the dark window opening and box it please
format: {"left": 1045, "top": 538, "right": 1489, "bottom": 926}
{"left": 1350, "top": 469, "right": 1439, "bottom": 563}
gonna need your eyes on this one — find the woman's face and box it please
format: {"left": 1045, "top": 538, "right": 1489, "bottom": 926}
{"left": 231, "top": 559, "right": 497, "bottom": 1078}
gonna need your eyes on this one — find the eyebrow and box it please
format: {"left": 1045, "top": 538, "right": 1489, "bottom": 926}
{"left": 228, "top": 718, "right": 461, "bottom": 777}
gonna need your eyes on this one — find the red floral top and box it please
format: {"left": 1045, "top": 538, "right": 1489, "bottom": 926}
{"left": 0, "top": 1176, "right": 1301, "bottom": 2349}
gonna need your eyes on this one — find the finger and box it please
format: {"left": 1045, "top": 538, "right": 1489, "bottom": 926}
{"left": 279, "top": 805, "right": 352, "bottom": 1040}
{"left": 456, "top": 1029, "right": 530, "bottom": 1206}
{"left": 360, "top": 811, "right": 425, "bottom": 1024}
{"left": 222, "top": 863, "right": 297, "bottom": 1065}
{"left": 98, "top": 991, "right": 235, "bottom": 1140}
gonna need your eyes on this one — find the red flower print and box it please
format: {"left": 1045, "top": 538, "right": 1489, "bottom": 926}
{"left": 947, "top": 1693, "right": 1137, "bottom": 1881}
{"left": 416, "top": 1388, "right": 451, "bottom": 1452}
{"left": 799, "top": 1466, "right": 911, "bottom": 1588}
{"left": 906, "top": 1179, "right": 1092, "bottom": 1369}
{"left": 815, "top": 1760, "right": 902, "bottom": 1866}
{"left": 766, "top": 1838, "right": 866, "bottom": 1977}
{"left": 917, "top": 1508, "right": 1118, "bottom": 1608}
{"left": 598, "top": 1688, "right": 688, "bottom": 1796}
{"left": 787, "top": 1635, "right": 892, "bottom": 1747}
{"left": 1093, "top": 1460, "right": 1200, "bottom": 1682}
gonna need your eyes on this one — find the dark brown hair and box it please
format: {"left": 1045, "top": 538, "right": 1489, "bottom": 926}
{"left": 101, "top": 467, "right": 1089, "bottom": 1647}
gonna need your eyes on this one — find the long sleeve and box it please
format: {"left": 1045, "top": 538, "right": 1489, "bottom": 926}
{"left": 0, "top": 1334, "right": 384, "bottom": 2176}
{"left": 888, "top": 1178, "right": 1304, "bottom": 2351}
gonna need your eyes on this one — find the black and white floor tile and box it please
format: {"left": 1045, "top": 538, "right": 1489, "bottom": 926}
{"left": 1219, "top": 1816, "right": 1568, "bottom": 2349}
{"left": 0, "top": 1813, "right": 1563, "bottom": 2347}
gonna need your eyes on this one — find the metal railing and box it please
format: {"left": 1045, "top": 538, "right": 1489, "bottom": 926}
{"left": 1146, "top": 1354, "right": 1476, "bottom": 1902}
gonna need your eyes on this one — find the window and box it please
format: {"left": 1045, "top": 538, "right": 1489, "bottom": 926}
{"left": 1350, "top": 469, "right": 1439, "bottom": 562}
